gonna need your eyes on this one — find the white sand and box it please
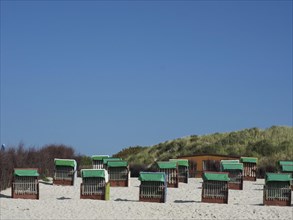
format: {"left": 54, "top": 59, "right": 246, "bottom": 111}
{"left": 0, "top": 178, "right": 292, "bottom": 220}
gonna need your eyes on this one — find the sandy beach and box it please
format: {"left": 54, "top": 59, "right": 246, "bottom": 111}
{"left": 0, "top": 178, "right": 292, "bottom": 220}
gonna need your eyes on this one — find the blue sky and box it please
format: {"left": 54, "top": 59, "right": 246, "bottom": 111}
{"left": 1, "top": 1, "right": 292, "bottom": 156}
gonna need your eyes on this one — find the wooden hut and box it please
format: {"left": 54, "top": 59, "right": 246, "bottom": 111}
{"left": 92, "top": 155, "right": 109, "bottom": 169}
{"left": 53, "top": 159, "right": 77, "bottom": 186}
{"left": 107, "top": 160, "right": 130, "bottom": 187}
{"left": 138, "top": 172, "right": 167, "bottom": 203}
{"left": 169, "top": 159, "right": 189, "bottom": 183}
{"left": 178, "top": 154, "right": 240, "bottom": 177}
{"left": 12, "top": 168, "right": 40, "bottom": 200}
{"left": 240, "top": 157, "right": 257, "bottom": 181}
{"left": 221, "top": 162, "right": 243, "bottom": 190}
{"left": 263, "top": 173, "right": 291, "bottom": 206}
{"left": 201, "top": 172, "right": 229, "bottom": 204}
{"left": 156, "top": 161, "right": 179, "bottom": 188}
{"left": 80, "top": 169, "right": 110, "bottom": 200}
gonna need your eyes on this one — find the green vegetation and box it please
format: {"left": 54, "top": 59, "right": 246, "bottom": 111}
{"left": 114, "top": 126, "right": 293, "bottom": 169}
{"left": 1, "top": 126, "right": 292, "bottom": 189}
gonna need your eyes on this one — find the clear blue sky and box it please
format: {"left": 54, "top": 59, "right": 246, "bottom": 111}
{"left": 1, "top": 1, "right": 292, "bottom": 156}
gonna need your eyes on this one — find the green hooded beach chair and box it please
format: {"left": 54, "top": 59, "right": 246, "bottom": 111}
{"left": 201, "top": 172, "right": 230, "bottom": 204}
{"left": 80, "top": 169, "right": 110, "bottom": 200}
{"left": 12, "top": 168, "right": 40, "bottom": 200}
{"left": 240, "top": 157, "right": 257, "bottom": 181}
{"left": 53, "top": 158, "right": 77, "bottom": 186}
{"left": 139, "top": 172, "right": 167, "bottom": 203}
{"left": 263, "top": 173, "right": 291, "bottom": 206}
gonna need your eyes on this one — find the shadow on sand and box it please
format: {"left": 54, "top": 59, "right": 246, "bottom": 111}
{"left": 174, "top": 200, "right": 199, "bottom": 203}
{"left": 114, "top": 198, "right": 138, "bottom": 202}
{"left": 0, "top": 194, "right": 11, "bottom": 199}
{"left": 57, "top": 196, "right": 71, "bottom": 200}
{"left": 39, "top": 181, "right": 53, "bottom": 185}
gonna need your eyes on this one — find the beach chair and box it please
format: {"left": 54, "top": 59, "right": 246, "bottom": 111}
{"left": 280, "top": 165, "right": 293, "bottom": 190}
{"left": 91, "top": 155, "right": 109, "bottom": 169}
{"left": 240, "top": 157, "right": 257, "bottom": 181}
{"left": 139, "top": 172, "right": 167, "bottom": 203}
{"left": 220, "top": 159, "right": 239, "bottom": 164}
{"left": 201, "top": 172, "right": 229, "bottom": 204}
{"left": 103, "top": 157, "right": 122, "bottom": 169}
{"left": 106, "top": 160, "right": 130, "bottom": 187}
{"left": 221, "top": 162, "right": 243, "bottom": 190}
{"left": 169, "top": 159, "right": 189, "bottom": 183}
{"left": 156, "top": 161, "right": 179, "bottom": 188}
{"left": 53, "top": 158, "right": 77, "bottom": 186}
{"left": 11, "top": 168, "right": 39, "bottom": 200}
{"left": 80, "top": 169, "right": 110, "bottom": 200}
{"left": 279, "top": 161, "right": 293, "bottom": 167}
{"left": 263, "top": 173, "right": 291, "bottom": 206}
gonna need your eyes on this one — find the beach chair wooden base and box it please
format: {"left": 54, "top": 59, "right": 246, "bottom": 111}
{"left": 11, "top": 184, "right": 39, "bottom": 200}
{"left": 80, "top": 194, "right": 105, "bottom": 200}
{"left": 202, "top": 197, "right": 228, "bottom": 204}
{"left": 167, "top": 182, "right": 179, "bottom": 188}
{"left": 110, "top": 180, "right": 128, "bottom": 187}
{"left": 139, "top": 196, "right": 165, "bottom": 203}
{"left": 178, "top": 177, "right": 188, "bottom": 183}
{"left": 243, "top": 176, "right": 256, "bottom": 181}
{"left": 12, "top": 193, "right": 39, "bottom": 200}
{"left": 264, "top": 199, "right": 291, "bottom": 206}
{"left": 228, "top": 182, "right": 243, "bottom": 190}
{"left": 53, "top": 179, "right": 74, "bottom": 186}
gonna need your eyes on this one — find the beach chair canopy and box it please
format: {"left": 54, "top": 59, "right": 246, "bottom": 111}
{"left": 169, "top": 159, "right": 189, "bottom": 167}
{"left": 279, "top": 161, "right": 293, "bottom": 166}
{"left": 103, "top": 158, "right": 122, "bottom": 165}
{"left": 265, "top": 173, "right": 292, "bottom": 183}
{"left": 281, "top": 165, "right": 293, "bottom": 172}
{"left": 91, "top": 155, "right": 109, "bottom": 161}
{"left": 107, "top": 161, "right": 128, "bottom": 168}
{"left": 139, "top": 172, "right": 166, "bottom": 182}
{"left": 221, "top": 160, "right": 240, "bottom": 164}
{"left": 54, "top": 159, "right": 76, "bottom": 168}
{"left": 202, "top": 172, "right": 230, "bottom": 182}
{"left": 157, "top": 161, "right": 177, "bottom": 169}
{"left": 240, "top": 157, "right": 257, "bottom": 163}
{"left": 221, "top": 163, "right": 243, "bottom": 171}
{"left": 81, "top": 169, "right": 109, "bottom": 182}
{"left": 14, "top": 169, "right": 39, "bottom": 177}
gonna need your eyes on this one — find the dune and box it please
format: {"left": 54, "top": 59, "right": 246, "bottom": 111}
{"left": 0, "top": 178, "right": 292, "bottom": 219}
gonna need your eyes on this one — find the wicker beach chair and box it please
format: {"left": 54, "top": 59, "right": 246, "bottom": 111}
{"left": 12, "top": 168, "right": 39, "bottom": 200}
{"left": 156, "top": 161, "right": 179, "bottom": 188}
{"left": 139, "top": 172, "right": 167, "bottom": 203}
{"left": 106, "top": 160, "right": 130, "bottom": 187}
{"left": 91, "top": 155, "right": 109, "bottom": 169}
{"left": 201, "top": 171, "right": 229, "bottom": 204}
{"left": 169, "top": 159, "right": 189, "bottom": 183}
{"left": 280, "top": 164, "right": 293, "bottom": 191}
{"left": 221, "top": 161, "right": 243, "bottom": 190}
{"left": 80, "top": 169, "right": 110, "bottom": 200}
{"left": 263, "top": 173, "right": 291, "bottom": 206}
{"left": 240, "top": 157, "right": 257, "bottom": 181}
{"left": 53, "top": 158, "right": 77, "bottom": 186}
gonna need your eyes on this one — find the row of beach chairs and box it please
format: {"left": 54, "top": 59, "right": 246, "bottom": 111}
{"left": 10, "top": 157, "right": 292, "bottom": 207}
